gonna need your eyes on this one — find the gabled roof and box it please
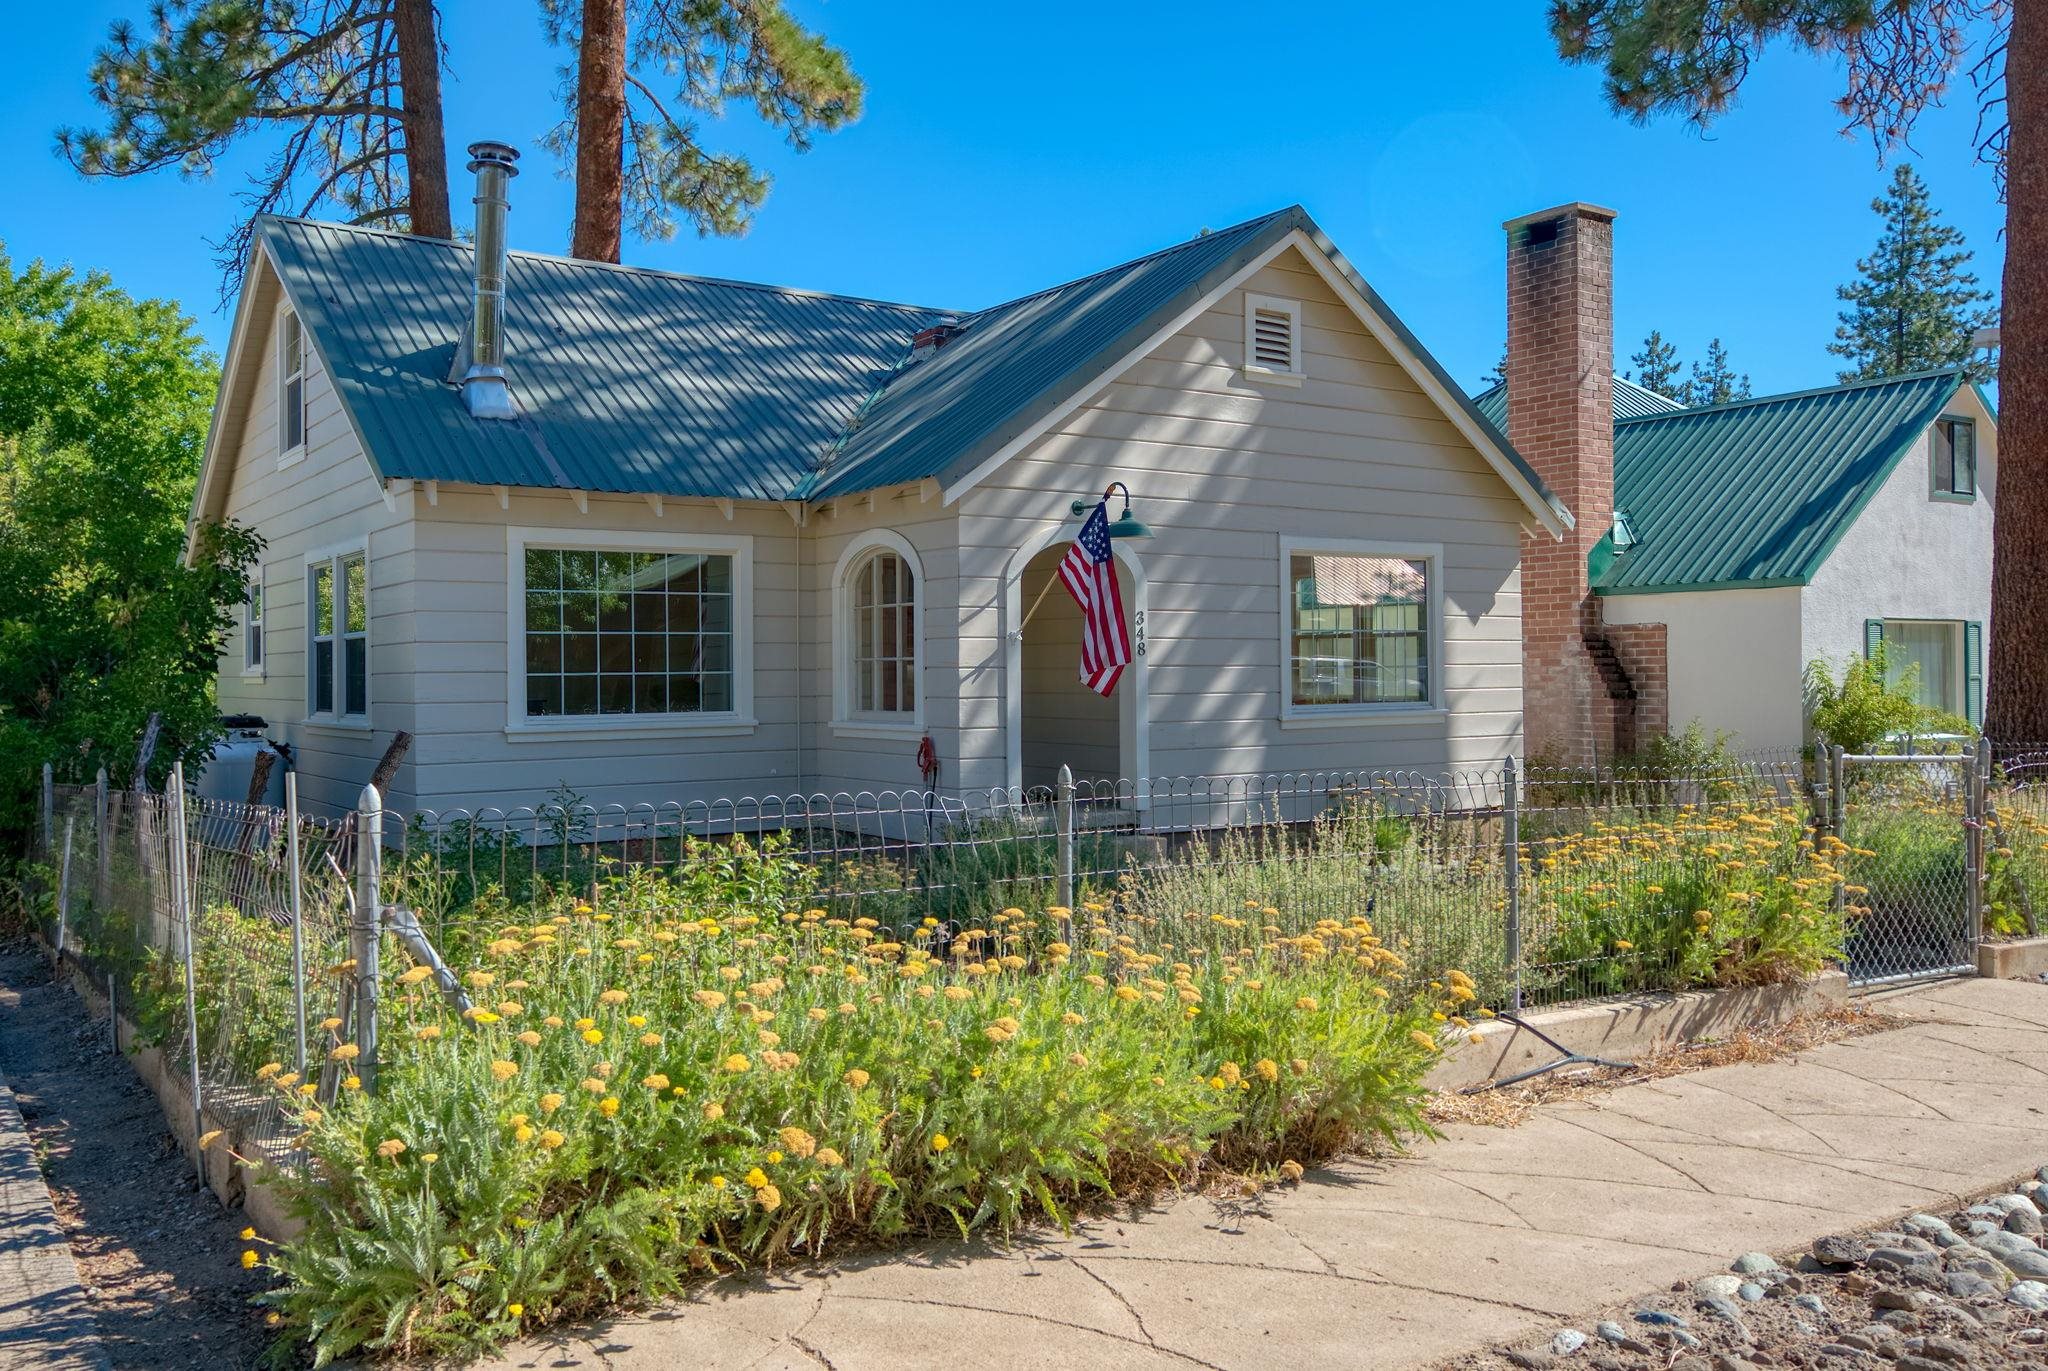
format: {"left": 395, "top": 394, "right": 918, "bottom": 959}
{"left": 1469, "top": 373, "right": 1685, "bottom": 428}
{"left": 1597, "top": 369, "right": 1970, "bottom": 594}
{"left": 260, "top": 218, "right": 946, "bottom": 501}
{"left": 250, "top": 209, "right": 1568, "bottom": 531}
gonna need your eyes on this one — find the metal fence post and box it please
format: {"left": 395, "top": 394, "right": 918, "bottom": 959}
{"left": 1055, "top": 765, "right": 1075, "bottom": 913}
{"left": 354, "top": 784, "right": 383, "bottom": 1093}
{"left": 1829, "top": 745, "right": 1846, "bottom": 837}
{"left": 54, "top": 818, "right": 75, "bottom": 960}
{"left": 168, "top": 763, "right": 206, "bottom": 1188}
{"left": 286, "top": 771, "right": 308, "bottom": 1079}
{"left": 1965, "top": 740, "right": 1986, "bottom": 948}
{"left": 40, "top": 762, "right": 53, "bottom": 857}
{"left": 94, "top": 768, "right": 110, "bottom": 910}
{"left": 1502, "top": 756, "right": 1522, "bottom": 1013}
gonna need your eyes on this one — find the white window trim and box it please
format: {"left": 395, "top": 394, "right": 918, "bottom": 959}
{"left": 1277, "top": 536, "right": 1445, "bottom": 724}
{"left": 303, "top": 538, "right": 371, "bottom": 730}
{"left": 1243, "top": 292, "right": 1305, "bottom": 387}
{"left": 277, "top": 306, "right": 307, "bottom": 470}
{"left": 503, "top": 526, "right": 756, "bottom": 740}
{"left": 830, "top": 530, "right": 925, "bottom": 739}
{"left": 241, "top": 568, "right": 265, "bottom": 678}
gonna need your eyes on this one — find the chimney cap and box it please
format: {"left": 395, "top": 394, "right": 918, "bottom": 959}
{"left": 467, "top": 140, "right": 521, "bottom": 176}
{"left": 1502, "top": 201, "right": 1617, "bottom": 233}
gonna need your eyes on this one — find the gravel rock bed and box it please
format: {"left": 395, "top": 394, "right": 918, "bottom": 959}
{"left": 1455, "top": 1169, "right": 2048, "bottom": 1371}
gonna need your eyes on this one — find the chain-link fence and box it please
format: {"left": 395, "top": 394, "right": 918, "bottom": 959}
{"left": 28, "top": 739, "right": 2016, "bottom": 1156}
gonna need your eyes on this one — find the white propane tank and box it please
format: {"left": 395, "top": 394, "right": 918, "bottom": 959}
{"left": 198, "top": 715, "right": 287, "bottom": 807}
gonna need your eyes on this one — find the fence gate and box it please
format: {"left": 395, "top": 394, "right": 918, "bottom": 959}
{"left": 1833, "top": 748, "right": 1981, "bottom": 988}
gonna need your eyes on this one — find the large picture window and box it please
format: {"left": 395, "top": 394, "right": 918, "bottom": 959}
{"left": 1284, "top": 546, "right": 1435, "bottom": 714}
{"left": 520, "top": 545, "right": 737, "bottom": 718}
{"left": 308, "top": 550, "right": 367, "bottom": 719}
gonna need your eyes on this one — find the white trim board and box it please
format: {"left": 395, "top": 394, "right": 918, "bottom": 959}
{"left": 829, "top": 529, "right": 926, "bottom": 735}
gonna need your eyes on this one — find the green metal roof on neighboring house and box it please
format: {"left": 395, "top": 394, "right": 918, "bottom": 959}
{"left": 1469, "top": 373, "right": 1685, "bottom": 429}
{"left": 258, "top": 207, "right": 1563, "bottom": 523}
{"left": 1596, "top": 369, "right": 1968, "bottom": 594}
{"left": 261, "top": 217, "right": 948, "bottom": 501}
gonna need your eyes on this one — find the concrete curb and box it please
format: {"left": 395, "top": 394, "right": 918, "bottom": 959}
{"left": 1979, "top": 935, "right": 2048, "bottom": 979}
{"left": 1424, "top": 970, "right": 1850, "bottom": 1092}
{"left": 0, "top": 1063, "right": 111, "bottom": 1371}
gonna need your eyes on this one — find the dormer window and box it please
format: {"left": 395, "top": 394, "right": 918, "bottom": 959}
{"left": 278, "top": 307, "right": 307, "bottom": 466}
{"left": 1932, "top": 416, "right": 1976, "bottom": 500}
{"left": 1244, "top": 293, "right": 1303, "bottom": 384}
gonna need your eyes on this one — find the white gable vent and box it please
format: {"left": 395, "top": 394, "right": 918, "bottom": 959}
{"left": 1244, "top": 293, "right": 1303, "bottom": 383}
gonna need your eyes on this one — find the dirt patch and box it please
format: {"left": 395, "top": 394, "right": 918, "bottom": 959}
{"left": 1424, "top": 1001, "right": 1901, "bottom": 1128}
{"left": 0, "top": 944, "right": 281, "bottom": 1370}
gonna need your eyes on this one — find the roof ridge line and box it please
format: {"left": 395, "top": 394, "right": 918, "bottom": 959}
{"left": 1617, "top": 366, "right": 1966, "bottom": 423}
{"left": 961, "top": 206, "right": 1303, "bottom": 322}
{"left": 260, "top": 214, "right": 954, "bottom": 317}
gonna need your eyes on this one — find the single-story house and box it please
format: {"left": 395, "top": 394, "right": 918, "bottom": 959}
{"left": 192, "top": 145, "right": 1580, "bottom": 817}
{"left": 193, "top": 168, "right": 1994, "bottom": 815}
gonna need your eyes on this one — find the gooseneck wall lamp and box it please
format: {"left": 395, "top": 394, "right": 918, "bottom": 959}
{"left": 1070, "top": 480, "right": 1154, "bottom": 540}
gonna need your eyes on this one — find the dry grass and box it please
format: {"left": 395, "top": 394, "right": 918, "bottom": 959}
{"left": 1423, "top": 1001, "right": 1901, "bottom": 1128}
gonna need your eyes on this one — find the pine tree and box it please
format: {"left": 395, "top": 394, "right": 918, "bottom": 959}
{"left": 542, "top": 0, "right": 863, "bottom": 262}
{"left": 57, "top": 1, "right": 451, "bottom": 293}
{"left": 1478, "top": 348, "right": 1507, "bottom": 392}
{"left": 1684, "top": 339, "right": 1750, "bottom": 408}
{"left": 1829, "top": 163, "right": 1998, "bottom": 382}
{"left": 1627, "top": 330, "right": 1684, "bottom": 399}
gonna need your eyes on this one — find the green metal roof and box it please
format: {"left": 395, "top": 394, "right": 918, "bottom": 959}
{"left": 1596, "top": 369, "right": 1967, "bottom": 594}
{"left": 261, "top": 217, "right": 948, "bottom": 501}
{"left": 260, "top": 209, "right": 1563, "bottom": 522}
{"left": 1469, "top": 374, "right": 1684, "bottom": 429}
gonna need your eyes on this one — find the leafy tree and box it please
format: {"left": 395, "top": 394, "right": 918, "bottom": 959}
{"left": 1627, "top": 329, "right": 1684, "bottom": 399}
{"left": 1829, "top": 163, "right": 1998, "bottom": 382}
{"left": 58, "top": 0, "right": 451, "bottom": 292}
{"left": 1684, "top": 338, "right": 1751, "bottom": 407}
{"left": 0, "top": 251, "right": 258, "bottom": 836}
{"left": 1547, "top": 0, "right": 2045, "bottom": 743}
{"left": 1805, "top": 641, "right": 1968, "bottom": 752}
{"left": 541, "top": 0, "right": 864, "bottom": 262}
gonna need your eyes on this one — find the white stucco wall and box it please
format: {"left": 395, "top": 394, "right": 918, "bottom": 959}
{"left": 1800, "top": 387, "right": 1998, "bottom": 700}
{"left": 1600, "top": 587, "right": 1807, "bottom": 751}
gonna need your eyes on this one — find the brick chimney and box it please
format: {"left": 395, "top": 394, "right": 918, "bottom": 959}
{"left": 1506, "top": 202, "right": 1628, "bottom": 765}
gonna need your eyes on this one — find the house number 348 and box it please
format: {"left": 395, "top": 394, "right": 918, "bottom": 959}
{"left": 1133, "top": 608, "right": 1147, "bottom": 657}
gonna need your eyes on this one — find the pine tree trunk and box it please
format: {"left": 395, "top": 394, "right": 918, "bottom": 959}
{"left": 395, "top": 0, "right": 451, "bottom": 239}
{"left": 1987, "top": 0, "right": 2048, "bottom": 744}
{"left": 570, "top": 0, "right": 627, "bottom": 263}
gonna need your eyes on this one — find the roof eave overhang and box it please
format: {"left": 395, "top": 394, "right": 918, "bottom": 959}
{"left": 1596, "top": 577, "right": 1809, "bottom": 597}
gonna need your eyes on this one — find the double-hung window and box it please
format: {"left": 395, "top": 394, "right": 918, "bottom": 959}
{"left": 1281, "top": 540, "right": 1439, "bottom": 720}
{"left": 278, "top": 308, "right": 307, "bottom": 464}
{"left": 1933, "top": 417, "right": 1976, "bottom": 499}
{"left": 308, "top": 551, "right": 368, "bottom": 720}
{"left": 510, "top": 531, "right": 753, "bottom": 730}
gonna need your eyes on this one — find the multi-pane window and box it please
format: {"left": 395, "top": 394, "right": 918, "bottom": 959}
{"left": 308, "top": 552, "right": 368, "bottom": 718}
{"left": 1288, "top": 553, "right": 1429, "bottom": 707}
{"left": 1933, "top": 417, "right": 1976, "bottom": 498}
{"left": 522, "top": 548, "right": 735, "bottom": 717}
{"left": 279, "top": 309, "right": 306, "bottom": 458}
{"left": 847, "top": 550, "right": 916, "bottom": 716}
{"left": 244, "top": 578, "right": 264, "bottom": 671}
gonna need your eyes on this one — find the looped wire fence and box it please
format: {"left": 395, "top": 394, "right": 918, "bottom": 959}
{"left": 26, "top": 739, "right": 2014, "bottom": 1175}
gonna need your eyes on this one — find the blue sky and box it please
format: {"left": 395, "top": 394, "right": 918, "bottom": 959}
{"left": 2, "top": 3, "right": 2007, "bottom": 396}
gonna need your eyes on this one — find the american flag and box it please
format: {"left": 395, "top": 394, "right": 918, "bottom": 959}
{"left": 1057, "top": 500, "right": 1131, "bottom": 696}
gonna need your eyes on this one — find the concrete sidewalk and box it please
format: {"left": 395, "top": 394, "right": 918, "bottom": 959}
{"left": 0, "top": 1067, "right": 108, "bottom": 1371}
{"left": 476, "top": 977, "right": 2048, "bottom": 1371}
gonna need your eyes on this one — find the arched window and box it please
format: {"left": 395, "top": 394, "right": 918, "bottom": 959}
{"left": 835, "top": 534, "right": 921, "bottom": 729}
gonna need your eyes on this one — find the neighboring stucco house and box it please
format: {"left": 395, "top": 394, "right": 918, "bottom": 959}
{"left": 190, "top": 149, "right": 1576, "bottom": 817}
{"left": 1475, "top": 366, "right": 1999, "bottom": 753}
{"left": 1474, "top": 203, "right": 1997, "bottom": 761}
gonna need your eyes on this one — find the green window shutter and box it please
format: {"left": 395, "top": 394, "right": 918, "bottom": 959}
{"left": 1965, "top": 620, "right": 1984, "bottom": 727}
{"left": 1864, "top": 619, "right": 1885, "bottom": 658}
